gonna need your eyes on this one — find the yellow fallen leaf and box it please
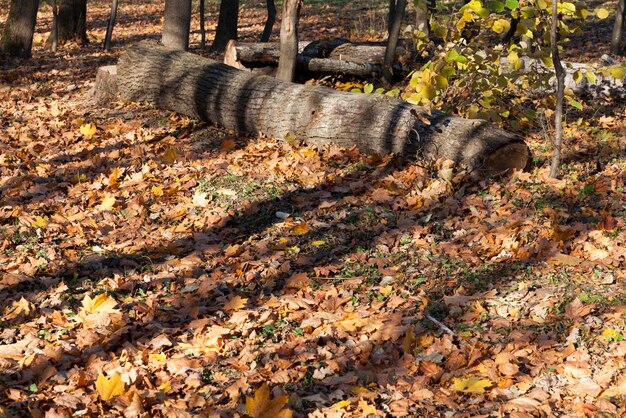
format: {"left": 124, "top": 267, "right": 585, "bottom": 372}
{"left": 246, "top": 383, "right": 292, "bottom": 418}
{"left": 151, "top": 186, "right": 164, "bottom": 197}
{"left": 3, "top": 297, "right": 34, "bottom": 321}
{"left": 312, "top": 240, "right": 326, "bottom": 246}
{"left": 162, "top": 147, "right": 178, "bottom": 164}
{"left": 451, "top": 377, "right": 492, "bottom": 394}
{"left": 149, "top": 353, "right": 167, "bottom": 362}
{"left": 192, "top": 191, "right": 209, "bottom": 207}
{"left": 32, "top": 216, "right": 48, "bottom": 228}
{"left": 79, "top": 123, "right": 97, "bottom": 139}
{"left": 331, "top": 400, "right": 351, "bottom": 409}
{"left": 108, "top": 167, "right": 120, "bottom": 188}
{"left": 95, "top": 372, "right": 125, "bottom": 401}
{"left": 224, "top": 295, "right": 248, "bottom": 312}
{"left": 380, "top": 285, "right": 393, "bottom": 296}
{"left": 80, "top": 293, "right": 119, "bottom": 315}
{"left": 359, "top": 399, "right": 378, "bottom": 415}
{"left": 98, "top": 192, "right": 116, "bottom": 211}
{"left": 292, "top": 222, "right": 309, "bottom": 236}
{"left": 158, "top": 380, "right": 171, "bottom": 393}
{"left": 299, "top": 147, "right": 317, "bottom": 158}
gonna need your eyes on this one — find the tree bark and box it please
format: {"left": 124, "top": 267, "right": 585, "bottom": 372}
{"left": 51, "top": 0, "right": 58, "bottom": 52}
{"left": 111, "top": 43, "right": 529, "bottom": 176}
{"left": 414, "top": 0, "right": 430, "bottom": 37}
{"left": 0, "top": 0, "right": 39, "bottom": 58}
{"left": 612, "top": 0, "right": 626, "bottom": 55}
{"left": 162, "top": 0, "right": 191, "bottom": 50}
{"left": 383, "top": 0, "right": 406, "bottom": 85}
{"left": 261, "top": 0, "right": 277, "bottom": 42}
{"left": 549, "top": 0, "right": 565, "bottom": 178}
{"left": 57, "top": 0, "right": 87, "bottom": 44}
{"left": 212, "top": 0, "right": 239, "bottom": 52}
{"left": 277, "top": 0, "right": 302, "bottom": 82}
{"left": 200, "top": 0, "right": 206, "bottom": 49}
{"left": 103, "top": 0, "right": 119, "bottom": 51}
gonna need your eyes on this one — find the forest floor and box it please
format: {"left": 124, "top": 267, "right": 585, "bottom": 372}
{"left": 1, "top": 0, "right": 626, "bottom": 417}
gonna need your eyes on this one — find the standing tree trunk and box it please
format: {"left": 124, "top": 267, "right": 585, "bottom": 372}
{"left": 51, "top": 0, "right": 58, "bottom": 52}
{"left": 383, "top": 0, "right": 406, "bottom": 85}
{"left": 276, "top": 0, "right": 301, "bottom": 81}
{"left": 211, "top": 0, "right": 239, "bottom": 52}
{"left": 0, "top": 0, "right": 39, "bottom": 58}
{"left": 549, "top": 0, "right": 565, "bottom": 178}
{"left": 57, "top": 0, "right": 87, "bottom": 44}
{"left": 388, "top": 0, "right": 396, "bottom": 36}
{"left": 612, "top": 0, "right": 626, "bottom": 55}
{"left": 414, "top": 0, "right": 430, "bottom": 37}
{"left": 103, "top": 0, "right": 119, "bottom": 51}
{"left": 162, "top": 0, "right": 191, "bottom": 50}
{"left": 200, "top": 0, "right": 206, "bottom": 49}
{"left": 260, "top": 0, "right": 277, "bottom": 42}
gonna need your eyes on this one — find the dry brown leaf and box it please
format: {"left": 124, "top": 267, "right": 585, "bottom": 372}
{"left": 565, "top": 298, "right": 595, "bottom": 319}
{"left": 224, "top": 295, "right": 248, "bottom": 312}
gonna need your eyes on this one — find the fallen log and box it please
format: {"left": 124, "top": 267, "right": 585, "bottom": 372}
{"left": 112, "top": 42, "right": 529, "bottom": 176}
{"left": 224, "top": 39, "right": 412, "bottom": 77}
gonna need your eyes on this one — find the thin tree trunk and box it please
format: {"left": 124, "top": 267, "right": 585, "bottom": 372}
{"left": 276, "top": 0, "right": 301, "bottom": 82}
{"left": 57, "top": 0, "right": 87, "bottom": 44}
{"left": 103, "top": 0, "right": 118, "bottom": 51}
{"left": 549, "top": 0, "right": 565, "bottom": 178}
{"left": 260, "top": 0, "right": 277, "bottom": 42}
{"left": 211, "top": 0, "right": 239, "bottom": 52}
{"left": 388, "top": 0, "right": 396, "bottom": 36}
{"left": 200, "top": 0, "right": 206, "bottom": 49}
{"left": 383, "top": 0, "right": 406, "bottom": 85}
{"left": 612, "top": 0, "right": 626, "bottom": 55}
{"left": 0, "top": 0, "right": 40, "bottom": 58}
{"left": 51, "top": 0, "right": 58, "bottom": 52}
{"left": 162, "top": 0, "right": 191, "bottom": 50}
{"left": 414, "top": 0, "right": 429, "bottom": 36}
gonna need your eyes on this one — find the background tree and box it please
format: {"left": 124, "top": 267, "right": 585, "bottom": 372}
{"left": 57, "top": 0, "right": 88, "bottom": 44}
{"left": 414, "top": 0, "right": 431, "bottom": 37}
{"left": 200, "top": 0, "right": 206, "bottom": 49}
{"left": 260, "top": 0, "right": 277, "bottom": 42}
{"left": 383, "top": 0, "right": 406, "bottom": 85}
{"left": 276, "top": 0, "right": 301, "bottom": 81}
{"left": 612, "top": 0, "right": 625, "bottom": 55}
{"left": 50, "top": 0, "right": 58, "bottom": 52}
{"left": 549, "top": 0, "right": 565, "bottom": 178}
{"left": 212, "top": 0, "right": 239, "bottom": 52}
{"left": 162, "top": 0, "right": 191, "bottom": 50}
{"left": 103, "top": 0, "right": 119, "bottom": 51}
{"left": 0, "top": 0, "right": 40, "bottom": 58}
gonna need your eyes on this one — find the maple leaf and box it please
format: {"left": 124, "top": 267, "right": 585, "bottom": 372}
{"left": 95, "top": 371, "right": 126, "bottom": 401}
{"left": 3, "top": 297, "right": 35, "bottom": 321}
{"left": 98, "top": 192, "right": 116, "bottom": 211}
{"left": 224, "top": 295, "right": 248, "bottom": 312}
{"left": 292, "top": 222, "right": 309, "bottom": 236}
{"left": 451, "top": 377, "right": 492, "bottom": 394}
{"left": 31, "top": 216, "right": 48, "bottom": 228}
{"left": 246, "top": 383, "right": 292, "bottom": 418}
{"left": 359, "top": 399, "right": 378, "bottom": 415}
{"left": 80, "top": 293, "right": 119, "bottom": 315}
{"left": 79, "top": 123, "right": 97, "bottom": 139}
{"left": 151, "top": 186, "right": 164, "bottom": 197}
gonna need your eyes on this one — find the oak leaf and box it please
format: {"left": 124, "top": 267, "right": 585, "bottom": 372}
{"left": 95, "top": 371, "right": 125, "bottom": 401}
{"left": 245, "top": 383, "right": 292, "bottom": 418}
{"left": 451, "top": 377, "right": 492, "bottom": 394}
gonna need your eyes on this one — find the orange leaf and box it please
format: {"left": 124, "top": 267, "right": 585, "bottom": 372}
{"left": 224, "top": 295, "right": 248, "bottom": 312}
{"left": 220, "top": 138, "right": 236, "bottom": 152}
{"left": 292, "top": 222, "right": 309, "bottom": 236}
{"left": 246, "top": 383, "right": 292, "bottom": 418}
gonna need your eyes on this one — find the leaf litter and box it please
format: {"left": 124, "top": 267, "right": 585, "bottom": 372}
{"left": 1, "top": 0, "right": 626, "bottom": 417}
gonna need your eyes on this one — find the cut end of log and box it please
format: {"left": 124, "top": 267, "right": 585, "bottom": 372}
{"left": 224, "top": 40, "right": 247, "bottom": 70}
{"left": 92, "top": 65, "right": 118, "bottom": 104}
{"left": 479, "top": 141, "right": 531, "bottom": 176}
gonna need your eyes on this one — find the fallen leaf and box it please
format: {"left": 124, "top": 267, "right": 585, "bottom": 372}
{"left": 224, "top": 295, "right": 248, "bottom": 312}
{"left": 79, "top": 123, "right": 97, "bottom": 139}
{"left": 292, "top": 222, "right": 309, "bottom": 236}
{"left": 32, "top": 216, "right": 48, "bottom": 228}
{"left": 451, "top": 377, "right": 492, "bottom": 394}
{"left": 79, "top": 293, "right": 119, "bottom": 315}
{"left": 246, "top": 383, "right": 292, "bottom": 418}
{"left": 359, "top": 399, "right": 378, "bottom": 415}
{"left": 98, "top": 192, "right": 116, "bottom": 211}
{"left": 95, "top": 372, "right": 125, "bottom": 401}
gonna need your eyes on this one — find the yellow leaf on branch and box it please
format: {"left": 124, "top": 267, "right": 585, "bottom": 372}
{"left": 246, "top": 383, "right": 292, "bottom": 418}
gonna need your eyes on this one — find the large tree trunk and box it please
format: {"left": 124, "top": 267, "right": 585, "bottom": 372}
{"left": 162, "top": 0, "right": 191, "bottom": 50}
{"left": 0, "top": 0, "right": 39, "bottom": 58}
{"left": 277, "top": 0, "right": 301, "bottom": 81}
{"left": 212, "top": 0, "right": 239, "bottom": 52}
{"left": 111, "top": 43, "right": 529, "bottom": 176}
{"left": 612, "top": 0, "right": 626, "bottom": 55}
{"left": 57, "top": 0, "right": 87, "bottom": 44}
